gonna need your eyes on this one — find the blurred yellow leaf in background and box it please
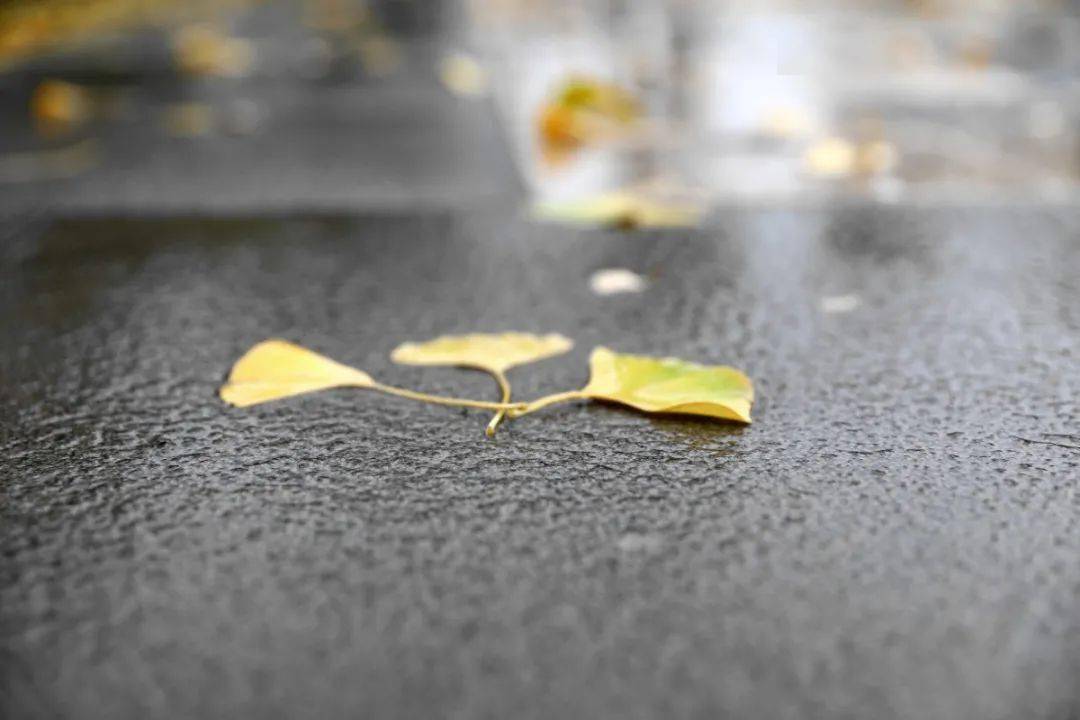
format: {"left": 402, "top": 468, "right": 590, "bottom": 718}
{"left": 0, "top": 0, "right": 255, "bottom": 69}
{"left": 172, "top": 23, "right": 253, "bottom": 78}
{"left": 555, "top": 76, "right": 639, "bottom": 122}
{"left": 803, "top": 137, "right": 856, "bottom": 177}
{"left": 438, "top": 52, "right": 488, "bottom": 97}
{"left": 30, "top": 79, "right": 90, "bottom": 134}
{"left": 533, "top": 191, "right": 701, "bottom": 229}
{"left": 537, "top": 75, "right": 641, "bottom": 165}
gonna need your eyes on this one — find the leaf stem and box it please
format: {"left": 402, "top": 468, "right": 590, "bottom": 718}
{"left": 372, "top": 382, "right": 525, "bottom": 412}
{"left": 485, "top": 370, "right": 512, "bottom": 437}
{"left": 507, "top": 390, "right": 588, "bottom": 418}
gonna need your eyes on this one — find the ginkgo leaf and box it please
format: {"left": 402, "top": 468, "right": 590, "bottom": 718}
{"left": 537, "top": 75, "right": 641, "bottom": 165}
{"left": 391, "top": 332, "right": 573, "bottom": 374}
{"left": 391, "top": 332, "right": 573, "bottom": 436}
{"left": 580, "top": 347, "right": 753, "bottom": 423}
{"left": 219, "top": 339, "right": 373, "bottom": 407}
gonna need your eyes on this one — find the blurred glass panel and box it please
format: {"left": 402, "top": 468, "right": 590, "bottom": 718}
{"left": 468, "top": 0, "right": 1080, "bottom": 205}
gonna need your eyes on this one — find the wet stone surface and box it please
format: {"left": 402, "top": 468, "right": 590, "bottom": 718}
{"left": 1, "top": 206, "right": 1079, "bottom": 719}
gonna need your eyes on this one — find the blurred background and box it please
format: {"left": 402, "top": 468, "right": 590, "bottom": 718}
{"left": 1, "top": 0, "right": 1079, "bottom": 219}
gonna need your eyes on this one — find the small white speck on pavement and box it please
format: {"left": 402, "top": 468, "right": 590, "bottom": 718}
{"left": 590, "top": 268, "right": 647, "bottom": 296}
{"left": 820, "top": 294, "right": 860, "bottom": 314}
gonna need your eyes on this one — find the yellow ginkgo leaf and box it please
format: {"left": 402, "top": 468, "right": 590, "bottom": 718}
{"left": 582, "top": 347, "right": 753, "bottom": 423}
{"left": 391, "top": 332, "right": 573, "bottom": 436}
{"left": 219, "top": 339, "right": 373, "bottom": 407}
{"left": 391, "top": 332, "right": 572, "bottom": 374}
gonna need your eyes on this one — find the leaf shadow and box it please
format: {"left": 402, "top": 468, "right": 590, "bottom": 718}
{"left": 648, "top": 414, "right": 748, "bottom": 448}
{"left": 581, "top": 400, "right": 751, "bottom": 454}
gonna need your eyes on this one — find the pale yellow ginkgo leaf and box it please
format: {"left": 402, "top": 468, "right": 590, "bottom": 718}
{"left": 391, "top": 332, "right": 573, "bottom": 436}
{"left": 582, "top": 347, "right": 753, "bottom": 423}
{"left": 219, "top": 339, "right": 373, "bottom": 407}
{"left": 391, "top": 332, "right": 572, "bottom": 374}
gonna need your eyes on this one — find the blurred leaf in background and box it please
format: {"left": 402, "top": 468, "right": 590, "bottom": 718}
{"left": 537, "top": 75, "right": 641, "bottom": 166}
{"left": 0, "top": 0, "right": 259, "bottom": 69}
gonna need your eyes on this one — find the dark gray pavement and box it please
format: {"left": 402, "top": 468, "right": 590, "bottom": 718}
{"left": 2, "top": 206, "right": 1079, "bottom": 720}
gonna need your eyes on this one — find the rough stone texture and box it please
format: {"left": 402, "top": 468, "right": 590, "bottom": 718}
{"left": 1, "top": 206, "right": 1079, "bottom": 720}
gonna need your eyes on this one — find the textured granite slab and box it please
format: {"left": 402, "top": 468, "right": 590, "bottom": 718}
{"left": 1, "top": 206, "right": 1079, "bottom": 719}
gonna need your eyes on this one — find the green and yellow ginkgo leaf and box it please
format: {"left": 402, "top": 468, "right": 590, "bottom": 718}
{"left": 220, "top": 339, "right": 519, "bottom": 413}
{"left": 581, "top": 347, "right": 753, "bottom": 423}
{"left": 391, "top": 332, "right": 573, "bottom": 436}
{"left": 512, "top": 347, "right": 753, "bottom": 424}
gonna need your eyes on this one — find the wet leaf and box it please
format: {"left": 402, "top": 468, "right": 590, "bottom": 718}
{"left": 581, "top": 347, "right": 753, "bottom": 423}
{"left": 0, "top": 0, "right": 259, "bottom": 69}
{"left": 31, "top": 80, "right": 90, "bottom": 135}
{"left": 391, "top": 332, "right": 572, "bottom": 374}
{"left": 555, "top": 76, "right": 640, "bottom": 122}
{"left": 173, "top": 24, "right": 253, "bottom": 78}
{"left": 533, "top": 191, "right": 701, "bottom": 229}
{"left": 219, "top": 339, "right": 373, "bottom": 407}
{"left": 536, "top": 75, "right": 641, "bottom": 165}
{"left": 391, "top": 332, "right": 572, "bottom": 437}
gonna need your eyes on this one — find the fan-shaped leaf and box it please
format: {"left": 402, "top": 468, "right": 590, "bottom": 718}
{"left": 219, "top": 339, "right": 373, "bottom": 407}
{"left": 391, "top": 332, "right": 572, "bottom": 374}
{"left": 391, "top": 332, "right": 573, "bottom": 437}
{"left": 581, "top": 347, "right": 753, "bottom": 423}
